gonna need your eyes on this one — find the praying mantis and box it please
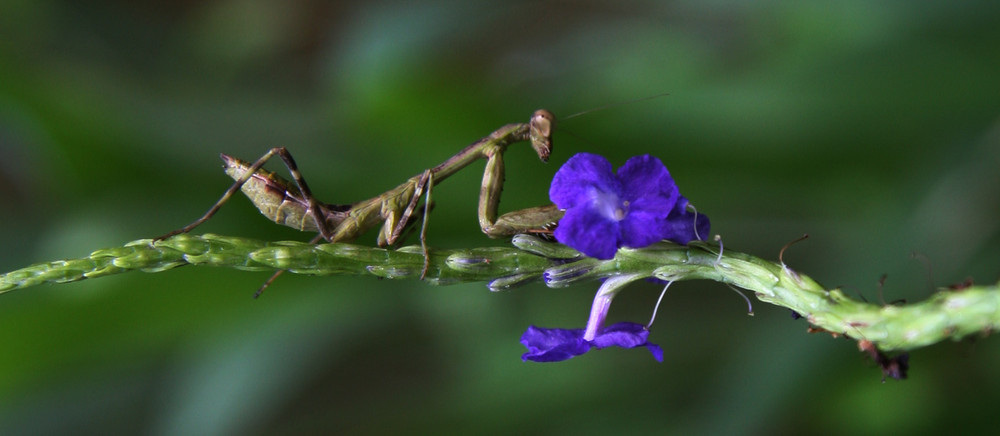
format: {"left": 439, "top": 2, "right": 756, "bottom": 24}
{"left": 155, "top": 109, "right": 567, "bottom": 293}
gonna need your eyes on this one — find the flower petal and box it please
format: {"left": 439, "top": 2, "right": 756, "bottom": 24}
{"left": 520, "top": 323, "right": 663, "bottom": 362}
{"left": 663, "top": 197, "right": 711, "bottom": 244}
{"left": 520, "top": 326, "right": 590, "bottom": 362}
{"left": 554, "top": 205, "right": 620, "bottom": 259}
{"left": 617, "top": 196, "right": 674, "bottom": 248}
{"left": 549, "top": 153, "right": 620, "bottom": 209}
{"left": 645, "top": 343, "right": 665, "bottom": 362}
{"left": 590, "top": 322, "right": 651, "bottom": 348}
{"left": 591, "top": 322, "right": 664, "bottom": 362}
{"left": 616, "top": 154, "right": 679, "bottom": 206}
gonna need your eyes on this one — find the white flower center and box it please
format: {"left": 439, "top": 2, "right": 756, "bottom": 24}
{"left": 591, "top": 189, "right": 627, "bottom": 222}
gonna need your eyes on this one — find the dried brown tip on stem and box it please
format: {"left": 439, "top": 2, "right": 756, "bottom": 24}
{"left": 779, "top": 233, "right": 809, "bottom": 266}
{"left": 807, "top": 326, "right": 840, "bottom": 338}
{"left": 858, "top": 340, "right": 910, "bottom": 381}
{"left": 948, "top": 277, "right": 975, "bottom": 291}
{"left": 877, "top": 274, "right": 889, "bottom": 306}
{"left": 910, "top": 251, "right": 937, "bottom": 294}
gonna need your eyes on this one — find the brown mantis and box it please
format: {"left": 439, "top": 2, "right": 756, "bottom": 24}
{"left": 155, "top": 109, "right": 566, "bottom": 295}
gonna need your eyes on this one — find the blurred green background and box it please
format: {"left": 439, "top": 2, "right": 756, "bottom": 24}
{"left": 1, "top": 0, "right": 999, "bottom": 434}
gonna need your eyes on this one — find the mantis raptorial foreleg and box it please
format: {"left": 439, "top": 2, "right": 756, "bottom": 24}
{"left": 157, "top": 109, "right": 565, "bottom": 293}
{"left": 389, "top": 170, "right": 432, "bottom": 245}
{"left": 391, "top": 169, "right": 434, "bottom": 278}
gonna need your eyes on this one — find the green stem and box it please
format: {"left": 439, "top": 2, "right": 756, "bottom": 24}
{"left": 1, "top": 234, "right": 997, "bottom": 352}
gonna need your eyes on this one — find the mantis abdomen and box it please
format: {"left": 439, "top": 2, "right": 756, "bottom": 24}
{"left": 221, "top": 153, "right": 416, "bottom": 245}
{"left": 222, "top": 154, "right": 349, "bottom": 235}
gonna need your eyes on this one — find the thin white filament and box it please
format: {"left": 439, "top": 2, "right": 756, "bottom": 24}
{"left": 726, "top": 284, "right": 755, "bottom": 316}
{"left": 713, "top": 235, "right": 753, "bottom": 315}
{"left": 647, "top": 280, "right": 674, "bottom": 329}
{"left": 714, "top": 234, "right": 723, "bottom": 265}
{"left": 688, "top": 203, "right": 704, "bottom": 241}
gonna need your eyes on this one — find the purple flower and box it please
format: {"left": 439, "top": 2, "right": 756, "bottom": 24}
{"left": 520, "top": 322, "right": 664, "bottom": 362}
{"left": 549, "top": 153, "right": 709, "bottom": 259}
{"left": 667, "top": 196, "right": 711, "bottom": 245}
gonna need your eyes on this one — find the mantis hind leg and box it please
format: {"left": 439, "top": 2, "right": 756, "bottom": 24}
{"left": 253, "top": 233, "right": 325, "bottom": 299}
{"left": 155, "top": 147, "right": 334, "bottom": 242}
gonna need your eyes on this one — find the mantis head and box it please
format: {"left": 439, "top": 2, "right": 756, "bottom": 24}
{"left": 529, "top": 109, "right": 555, "bottom": 162}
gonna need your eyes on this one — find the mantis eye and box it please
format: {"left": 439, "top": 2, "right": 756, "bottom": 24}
{"left": 529, "top": 109, "right": 555, "bottom": 162}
